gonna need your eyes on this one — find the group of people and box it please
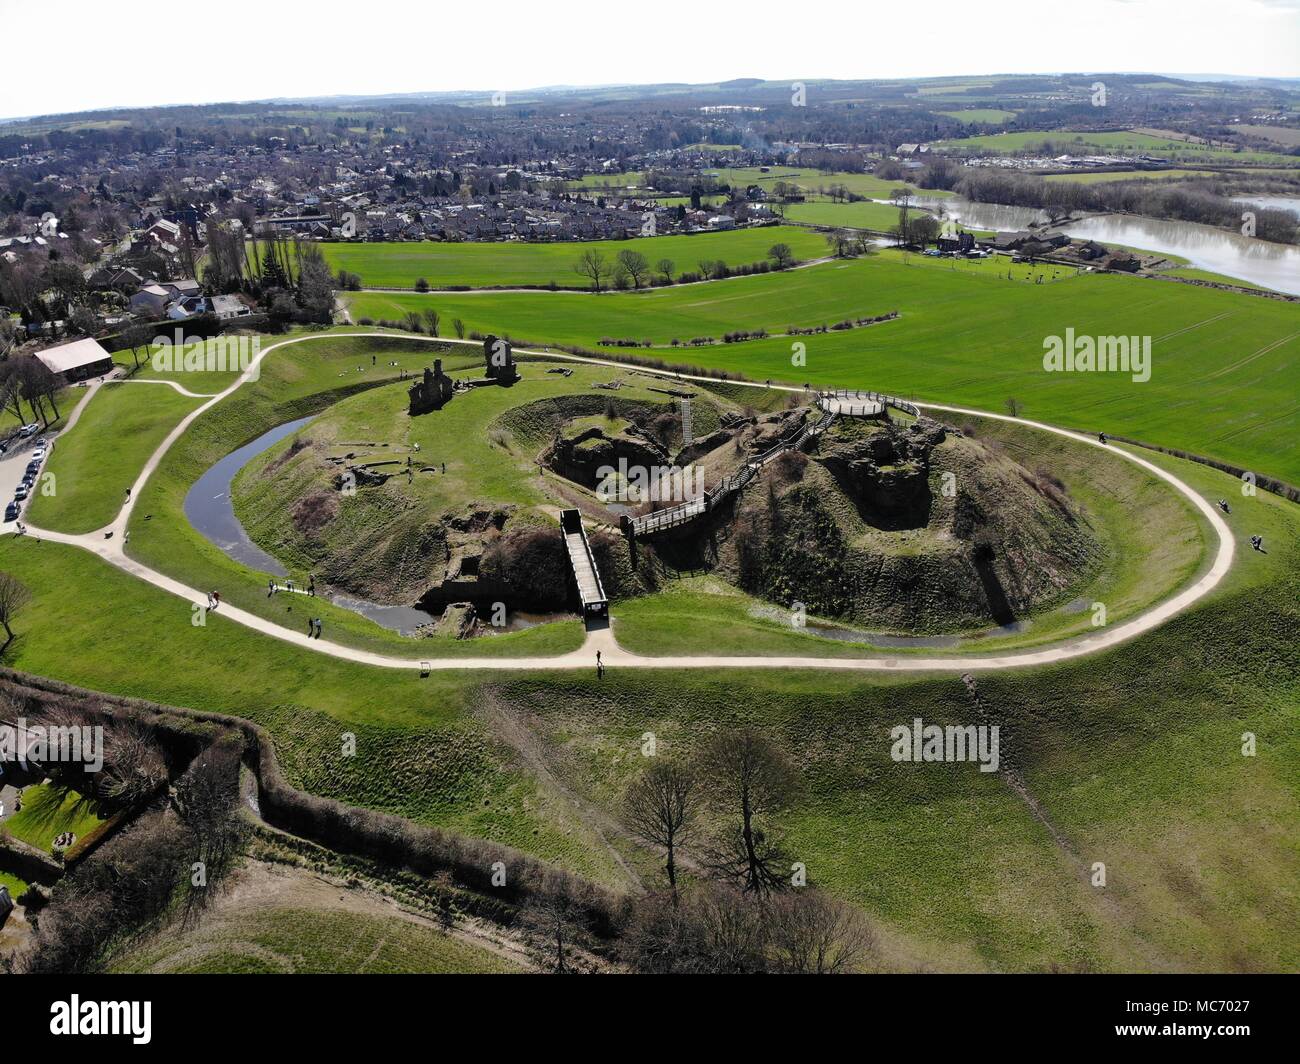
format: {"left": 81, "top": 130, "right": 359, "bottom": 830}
{"left": 307, "top": 617, "right": 324, "bottom": 638}
{"left": 205, "top": 590, "right": 221, "bottom": 609}
{"left": 268, "top": 575, "right": 316, "bottom": 597}
{"left": 1217, "top": 499, "right": 1266, "bottom": 552}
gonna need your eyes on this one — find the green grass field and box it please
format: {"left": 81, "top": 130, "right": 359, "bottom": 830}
{"left": 1, "top": 783, "right": 108, "bottom": 853}
{"left": 26, "top": 383, "right": 203, "bottom": 534}
{"left": 347, "top": 252, "right": 1300, "bottom": 484}
{"left": 937, "top": 109, "right": 1018, "bottom": 123}
{"left": 781, "top": 200, "right": 914, "bottom": 231}
{"left": 316, "top": 226, "right": 827, "bottom": 289}
{"left": 936, "top": 129, "right": 1300, "bottom": 166}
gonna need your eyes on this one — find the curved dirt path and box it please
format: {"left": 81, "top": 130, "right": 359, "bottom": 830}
{"left": 15, "top": 331, "right": 1235, "bottom": 675}
{"left": 117, "top": 378, "right": 219, "bottom": 398}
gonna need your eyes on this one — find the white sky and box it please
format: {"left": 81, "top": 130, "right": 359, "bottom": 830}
{"left": 2, "top": 0, "right": 1298, "bottom": 119}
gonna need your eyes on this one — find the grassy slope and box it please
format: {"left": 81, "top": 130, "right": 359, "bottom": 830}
{"left": 488, "top": 453, "right": 1300, "bottom": 971}
{"left": 113, "top": 905, "right": 520, "bottom": 973}
{"left": 614, "top": 413, "right": 1212, "bottom": 655}
{"left": 123, "top": 332, "right": 586, "bottom": 659}
{"left": 0, "top": 447, "right": 1296, "bottom": 969}
{"left": 347, "top": 253, "right": 1300, "bottom": 483}
{"left": 0, "top": 535, "right": 622, "bottom": 884}
{"left": 25, "top": 383, "right": 202, "bottom": 534}
{"left": 317, "top": 226, "right": 828, "bottom": 289}
{"left": 228, "top": 359, "right": 698, "bottom": 621}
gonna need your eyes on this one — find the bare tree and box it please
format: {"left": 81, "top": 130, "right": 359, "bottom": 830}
{"left": 656, "top": 258, "right": 675, "bottom": 284}
{"left": 699, "top": 728, "right": 800, "bottom": 895}
{"left": 574, "top": 249, "right": 609, "bottom": 292}
{"left": 623, "top": 759, "right": 700, "bottom": 899}
{"left": 0, "top": 571, "right": 31, "bottom": 653}
{"left": 421, "top": 308, "right": 441, "bottom": 336}
{"left": 767, "top": 890, "right": 878, "bottom": 973}
{"left": 616, "top": 249, "right": 649, "bottom": 289}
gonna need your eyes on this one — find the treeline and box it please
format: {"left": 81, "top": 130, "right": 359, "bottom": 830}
{"left": 957, "top": 169, "right": 1300, "bottom": 244}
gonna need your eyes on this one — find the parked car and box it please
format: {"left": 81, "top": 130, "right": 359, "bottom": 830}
{"left": 14, "top": 484, "right": 29, "bottom": 501}
{"left": 4, "top": 502, "right": 18, "bottom": 522}
{"left": 25, "top": 461, "right": 40, "bottom": 475}
{"left": 18, "top": 423, "right": 39, "bottom": 437}
{"left": 30, "top": 447, "right": 46, "bottom": 461}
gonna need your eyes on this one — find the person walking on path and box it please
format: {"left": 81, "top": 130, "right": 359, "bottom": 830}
{"left": 596, "top": 650, "right": 604, "bottom": 679}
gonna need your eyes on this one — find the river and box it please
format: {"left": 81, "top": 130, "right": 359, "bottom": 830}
{"left": 911, "top": 195, "right": 1300, "bottom": 294}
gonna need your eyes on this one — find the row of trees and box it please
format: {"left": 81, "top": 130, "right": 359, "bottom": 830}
{"left": 0, "top": 354, "right": 62, "bottom": 427}
{"left": 574, "top": 242, "right": 798, "bottom": 292}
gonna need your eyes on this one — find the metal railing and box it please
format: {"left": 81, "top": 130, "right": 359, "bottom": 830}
{"left": 817, "top": 389, "right": 920, "bottom": 418}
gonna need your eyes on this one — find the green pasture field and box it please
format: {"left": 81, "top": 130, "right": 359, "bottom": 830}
{"left": 781, "top": 200, "right": 914, "bottom": 230}
{"left": 936, "top": 109, "right": 1017, "bottom": 123}
{"left": 316, "top": 226, "right": 827, "bottom": 289}
{"left": 935, "top": 129, "right": 1300, "bottom": 166}
{"left": 571, "top": 166, "right": 954, "bottom": 203}
{"left": 346, "top": 251, "right": 1300, "bottom": 484}
{"left": 25, "top": 383, "right": 203, "bottom": 534}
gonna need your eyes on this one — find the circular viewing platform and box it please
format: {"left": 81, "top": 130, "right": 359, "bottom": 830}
{"left": 818, "top": 395, "right": 884, "bottom": 417}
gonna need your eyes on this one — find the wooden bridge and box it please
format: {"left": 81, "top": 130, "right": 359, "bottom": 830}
{"left": 625, "top": 408, "right": 835, "bottom": 538}
{"left": 560, "top": 509, "right": 609, "bottom": 620}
